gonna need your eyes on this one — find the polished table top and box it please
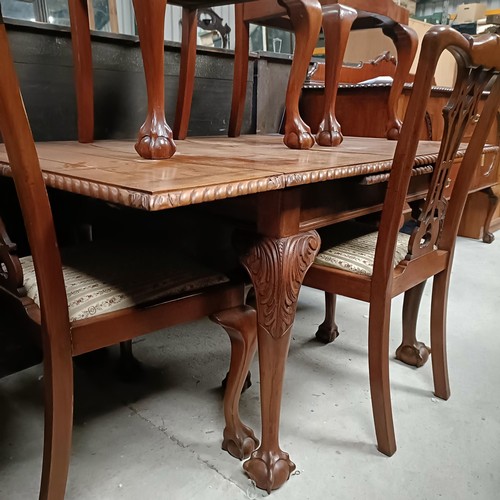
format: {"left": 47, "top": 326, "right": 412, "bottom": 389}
{"left": 0, "top": 135, "right": 470, "bottom": 211}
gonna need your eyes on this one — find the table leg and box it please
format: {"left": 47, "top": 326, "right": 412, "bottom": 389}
{"left": 132, "top": 0, "right": 176, "bottom": 159}
{"left": 240, "top": 231, "right": 320, "bottom": 492}
{"left": 278, "top": 0, "right": 322, "bottom": 150}
{"left": 316, "top": 4, "right": 357, "bottom": 147}
{"left": 382, "top": 23, "right": 418, "bottom": 140}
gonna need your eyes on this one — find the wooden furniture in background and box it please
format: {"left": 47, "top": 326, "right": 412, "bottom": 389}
{"left": 0, "top": 14, "right": 258, "bottom": 499}
{"left": 301, "top": 81, "right": 500, "bottom": 242}
{"left": 303, "top": 26, "right": 500, "bottom": 456}
{"left": 173, "top": 0, "right": 417, "bottom": 147}
{"left": 68, "top": 0, "right": 322, "bottom": 159}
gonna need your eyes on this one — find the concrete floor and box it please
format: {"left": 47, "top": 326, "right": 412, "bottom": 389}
{"left": 0, "top": 236, "right": 499, "bottom": 499}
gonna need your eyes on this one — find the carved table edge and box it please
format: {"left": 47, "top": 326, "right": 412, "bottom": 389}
{"left": 0, "top": 163, "right": 285, "bottom": 210}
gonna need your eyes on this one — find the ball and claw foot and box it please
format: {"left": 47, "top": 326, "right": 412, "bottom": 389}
{"left": 483, "top": 231, "right": 494, "bottom": 244}
{"left": 395, "top": 341, "right": 431, "bottom": 368}
{"left": 283, "top": 121, "right": 315, "bottom": 150}
{"left": 135, "top": 134, "right": 176, "bottom": 160}
{"left": 134, "top": 112, "right": 176, "bottom": 160}
{"left": 386, "top": 119, "right": 402, "bottom": 141}
{"left": 315, "top": 323, "right": 339, "bottom": 344}
{"left": 222, "top": 424, "right": 259, "bottom": 460}
{"left": 243, "top": 449, "right": 296, "bottom": 493}
{"left": 315, "top": 116, "right": 343, "bottom": 147}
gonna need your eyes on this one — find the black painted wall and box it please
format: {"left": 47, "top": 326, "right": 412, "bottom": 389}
{"left": 5, "top": 20, "right": 262, "bottom": 141}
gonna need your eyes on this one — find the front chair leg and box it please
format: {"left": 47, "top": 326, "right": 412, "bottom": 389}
{"left": 39, "top": 335, "right": 74, "bottom": 500}
{"left": 210, "top": 305, "right": 259, "bottom": 460}
{"left": 396, "top": 280, "right": 431, "bottom": 367}
{"left": 315, "top": 291, "right": 339, "bottom": 343}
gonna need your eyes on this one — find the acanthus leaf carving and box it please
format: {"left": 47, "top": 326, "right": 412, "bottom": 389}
{"left": 240, "top": 230, "right": 320, "bottom": 339}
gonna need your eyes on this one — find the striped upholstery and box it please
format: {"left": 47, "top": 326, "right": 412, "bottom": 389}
{"left": 314, "top": 231, "right": 410, "bottom": 276}
{"left": 20, "top": 242, "right": 229, "bottom": 322}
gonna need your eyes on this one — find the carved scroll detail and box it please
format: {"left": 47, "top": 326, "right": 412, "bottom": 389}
{"left": 240, "top": 230, "right": 320, "bottom": 339}
{"left": 0, "top": 216, "right": 25, "bottom": 296}
{"left": 408, "top": 67, "right": 495, "bottom": 259}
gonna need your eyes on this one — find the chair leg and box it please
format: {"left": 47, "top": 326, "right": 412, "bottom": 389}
{"left": 210, "top": 305, "right": 259, "bottom": 460}
{"left": 173, "top": 8, "right": 197, "bottom": 140}
{"left": 228, "top": 5, "right": 249, "bottom": 138}
{"left": 280, "top": 0, "right": 322, "bottom": 150}
{"left": 39, "top": 337, "right": 74, "bottom": 500}
{"left": 396, "top": 280, "right": 431, "bottom": 367}
{"left": 315, "top": 292, "right": 339, "bottom": 343}
{"left": 368, "top": 299, "right": 396, "bottom": 456}
{"left": 316, "top": 4, "right": 357, "bottom": 147}
{"left": 430, "top": 270, "right": 451, "bottom": 400}
{"left": 117, "top": 340, "right": 143, "bottom": 382}
{"left": 382, "top": 23, "right": 418, "bottom": 140}
{"left": 68, "top": 0, "right": 94, "bottom": 143}
{"left": 481, "top": 186, "right": 498, "bottom": 244}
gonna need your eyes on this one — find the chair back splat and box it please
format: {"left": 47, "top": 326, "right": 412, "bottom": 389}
{"left": 374, "top": 26, "right": 500, "bottom": 291}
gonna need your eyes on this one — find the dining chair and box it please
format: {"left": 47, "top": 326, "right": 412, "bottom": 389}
{"left": 303, "top": 25, "right": 500, "bottom": 457}
{"left": 0, "top": 11, "right": 258, "bottom": 499}
{"left": 173, "top": 0, "right": 417, "bottom": 145}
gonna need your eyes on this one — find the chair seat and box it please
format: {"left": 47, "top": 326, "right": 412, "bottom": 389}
{"left": 20, "top": 241, "right": 229, "bottom": 322}
{"left": 314, "top": 231, "right": 410, "bottom": 276}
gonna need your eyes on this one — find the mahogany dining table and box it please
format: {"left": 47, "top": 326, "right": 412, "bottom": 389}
{"left": 1, "top": 134, "right": 495, "bottom": 492}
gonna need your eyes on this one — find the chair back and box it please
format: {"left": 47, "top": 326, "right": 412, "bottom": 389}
{"left": 373, "top": 26, "right": 500, "bottom": 289}
{"left": 0, "top": 10, "right": 70, "bottom": 338}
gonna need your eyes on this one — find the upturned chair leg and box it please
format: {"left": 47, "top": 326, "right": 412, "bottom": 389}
{"left": 430, "top": 270, "right": 451, "bottom": 400}
{"left": 39, "top": 338, "right": 74, "bottom": 500}
{"left": 228, "top": 5, "right": 249, "bottom": 138}
{"left": 173, "top": 8, "right": 198, "bottom": 140}
{"left": 396, "top": 280, "right": 431, "bottom": 367}
{"left": 382, "top": 23, "right": 418, "bottom": 140}
{"left": 368, "top": 300, "right": 396, "bottom": 457}
{"left": 316, "top": 4, "right": 357, "bottom": 147}
{"left": 315, "top": 292, "right": 339, "bottom": 343}
{"left": 68, "top": 0, "right": 94, "bottom": 144}
{"left": 210, "top": 305, "right": 259, "bottom": 460}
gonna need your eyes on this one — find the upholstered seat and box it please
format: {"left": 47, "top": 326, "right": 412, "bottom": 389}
{"left": 315, "top": 232, "right": 410, "bottom": 276}
{"left": 20, "top": 242, "right": 229, "bottom": 322}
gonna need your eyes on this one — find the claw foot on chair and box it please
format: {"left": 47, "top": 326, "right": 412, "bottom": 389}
{"left": 315, "top": 323, "right": 339, "bottom": 344}
{"left": 395, "top": 341, "right": 430, "bottom": 367}
{"left": 243, "top": 448, "right": 296, "bottom": 493}
{"left": 135, "top": 110, "right": 176, "bottom": 159}
{"left": 386, "top": 119, "right": 402, "bottom": 141}
{"left": 222, "top": 423, "right": 259, "bottom": 460}
{"left": 283, "top": 119, "right": 315, "bottom": 150}
{"left": 483, "top": 231, "right": 495, "bottom": 243}
{"left": 316, "top": 116, "right": 343, "bottom": 147}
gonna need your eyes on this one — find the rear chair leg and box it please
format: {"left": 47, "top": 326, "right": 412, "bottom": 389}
{"left": 210, "top": 305, "right": 259, "bottom": 460}
{"left": 117, "top": 340, "right": 143, "bottom": 382}
{"left": 315, "top": 292, "right": 339, "bottom": 343}
{"left": 396, "top": 280, "right": 431, "bottom": 367}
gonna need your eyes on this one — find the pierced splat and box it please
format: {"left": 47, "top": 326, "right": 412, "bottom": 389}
{"left": 407, "top": 66, "right": 496, "bottom": 259}
{"left": 0, "top": 216, "right": 25, "bottom": 297}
